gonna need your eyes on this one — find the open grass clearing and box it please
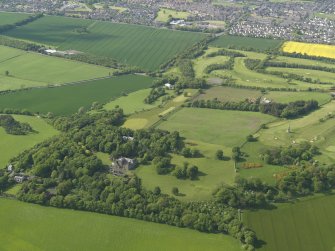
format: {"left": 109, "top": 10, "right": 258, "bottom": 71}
{"left": 104, "top": 89, "right": 161, "bottom": 115}
{"left": 0, "top": 198, "right": 241, "bottom": 251}
{"left": 266, "top": 67, "right": 335, "bottom": 83}
{"left": 155, "top": 8, "right": 190, "bottom": 22}
{"left": 0, "top": 75, "right": 153, "bottom": 115}
{"left": 264, "top": 91, "right": 331, "bottom": 105}
{"left": 158, "top": 108, "right": 274, "bottom": 147}
{"left": 244, "top": 194, "right": 335, "bottom": 251}
{"left": 196, "top": 86, "right": 262, "bottom": 102}
{"left": 5, "top": 15, "right": 206, "bottom": 71}
{"left": 0, "top": 115, "right": 58, "bottom": 168}
{"left": 123, "top": 89, "right": 198, "bottom": 130}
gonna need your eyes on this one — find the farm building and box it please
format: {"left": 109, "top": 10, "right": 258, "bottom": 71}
{"left": 14, "top": 175, "right": 26, "bottom": 183}
{"left": 111, "top": 157, "right": 137, "bottom": 176}
{"left": 164, "top": 83, "right": 174, "bottom": 90}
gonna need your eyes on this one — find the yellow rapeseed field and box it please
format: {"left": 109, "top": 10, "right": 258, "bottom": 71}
{"left": 282, "top": 41, "right": 335, "bottom": 59}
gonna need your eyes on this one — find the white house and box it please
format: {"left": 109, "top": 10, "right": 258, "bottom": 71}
{"left": 164, "top": 83, "right": 174, "bottom": 90}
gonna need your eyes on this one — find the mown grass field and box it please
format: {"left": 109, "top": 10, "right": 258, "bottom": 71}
{"left": 0, "top": 198, "right": 241, "bottom": 251}
{"left": 264, "top": 91, "right": 331, "bottom": 105}
{"left": 282, "top": 41, "right": 335, "bottom": 59}
{"left": 266, "top": 67, "right": 335, "bottom": 83}
{"left": 196, "top": 86, "right": 262, "bottom": 102}
{"left": 5, "top": 15, "right": 206, "bottom": 71}
{"left": 104, "top": 89, "right": 161, "bottom": 115}
{"left": 158, "top": 108, "right": 274, "bottom": 147}
{"left": 155, "top": 8, "right": 190, "bottom": 22}
{"left": 193, "top": 54, "right": 230, "bottom": 78}
{"left": 0, "top": 75, "right": 153, "bottom": 115}
{"left": 0, "top": 12, "right": 31, "bottom": 25}
{"left": 0, "top": 45, "right": 112, "bottom": 91}
{"left": 210, "top": 35, "right": 283, "bottom": 51}
{"left": 244, "top": 195, "right": 335, "bottom": 251}
{"left": 0, "top": 115, "right": 58, "bottom": 168}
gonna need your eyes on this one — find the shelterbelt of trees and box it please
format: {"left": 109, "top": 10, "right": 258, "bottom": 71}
{"left": 189, "top": 98, "right": 319, "bottom": 119}
{"left": 0, "top": 115, "right": 33, "bottom": 135}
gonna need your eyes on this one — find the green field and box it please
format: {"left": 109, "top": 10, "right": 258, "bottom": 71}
{"left": 264, "top": 91, "right": 331, "bottom": 105}
{"left": 210, "top": 35, "right": 283, "bottom": 51}
{"left": 196, "top": 86, "right": 262, "bottom": 102}
{"left": 104, "top": 88, "right": 161, "bottom": 115}
{"left": 0, "top": 198, "right": 241, "bottom": 251}
{"left": 5, "top": 15, "right": 206, "bottom": 71}
{"left": 193, "top": 54, "right": 230, "bottom": 78}
{"left": 0, "top": 45, "right": 112, "bottom": 91}
{"left": 244, "top": 195, "right": 335, "bottom": 251}
{"left": 267, "top": 67, "right": 335, "bottom": 83}
{"left": 0, "top": 75, "right": 153, "bottom": 115}
{"left": 239, "top": 101, "right": 335, "bottom": 182}
{"left": 156, "top": 8, "right": 190, "bottom": 22}
{"left": 158, "top": 108, "right": 274, "bottom": 147}
{"left": 214, "top": 57, "right": 328, "bottom": 90}
{"left": 0, "top": 12, "right": 31, "bottom": 25}
{"left": 0, "top": 115, "right": 58, "bottom": 168}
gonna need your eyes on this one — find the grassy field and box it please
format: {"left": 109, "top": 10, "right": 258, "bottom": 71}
{"left": 0, "top": 45, "right": 112, "bottom": 91}
{"left": 196, "top": 86, "right": 262, "bottom": 102}
{"left": 282, "top": 41, "right": 335, "bottom": 59}
{"left": 123, "top": 89, "right": 197, "bottom": 130}
{"left": 0, "top": 75, "right": 153, "bottom": 115}
{"left": 264, "top": 91, "right": 331, "bottom": 105}
{"left": 244, "top": 194, "right": 335, "bottom": 251}
{"left": 136, "top": 140, "right": 236, "bottom": 201}
{"left": 0, "top": 115, "right": 58, "bottom": 168}
{"left": 0, "top": 198, "right": 242, "bottom": 251}
{"left": 158, "top": 108, "right": 274, "bottom": 148}
{"left": 272, "top": 55, "right": 335, "bottom": 69}
{"left": 0, "top": 12, "right": 31, "bottom": 25}
{"left": 239, "top": 101, "right": 335, "bottom": 182}
{"left": 5, "top": 15, "right": 206, "bottom": 71}
{"left": 210, "top": 35, "right": 283, "bottom": 51}
{"left": 266, "top": 67, "right": 335, "bottom": 83}
{"left": 104, "top": 89, "right": 161, "bottom": 115}
{"left": 156, "top": 8, "right": 190, "bottom": 22}
{"left": 213, "top": 57, "right": 325, "bottom": 90}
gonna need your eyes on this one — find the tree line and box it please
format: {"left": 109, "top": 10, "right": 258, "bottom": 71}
{"left": 188, "top": 98, "right": 319, "bottom": 119}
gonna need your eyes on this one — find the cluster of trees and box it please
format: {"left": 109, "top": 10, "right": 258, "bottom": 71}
{"left": 0, "top": 14, "right": 43, "bottom": 33}
{"left": 0, "top": 115, "right": 33, "bottom": 135}
{"left": 278, "top": 51, "right": 335, "bottom": 65}
{"left": 261, "top": 142, "right": 319, "bottom": 166}
{"left": 188, "top": 98, "right": 260, "bottom": 112}
{"left": 0, "top": 108, "right": 33, "bottom": 116}
{"left": 207, "top": 49, "right": 245, "bottom": 58}
{"left": 172, "top": 162, "right": 199, "bottom": 180}
{"left": 0, "top": 35, "right": 43, "bottom": 52}
{"left": 181, "top": 147, "right": 201, "bottom": 158}
{"left": 178, "top": 59, "right": 195, "bottom": 79}
{"left": 144, "top": 87, "right": 166, "bottom": 104}
{"left": 260, "top": 100, "right": 319, "bottom": 118}
{"left": 63, "top": 53, "right": 120, "bottom": 69}
{"left": 263, "top": 61, "right": 335, "bottom": 74}
{"left": 189, "top": 98, "right": 318, "bottom": 119}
